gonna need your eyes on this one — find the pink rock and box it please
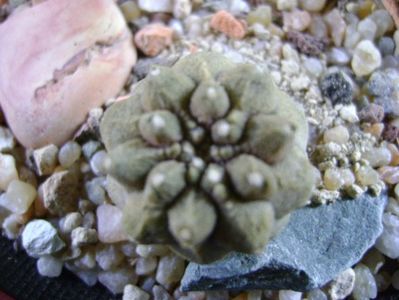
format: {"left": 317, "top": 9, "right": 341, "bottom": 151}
{"left": 97, "top": 204, "right": 128, "bottom": 243}
{"left": 0, "top": 0, "right": 136, "bottom": 148}
{"left": 134, "top": 23, "right": 174, "bottom": 57}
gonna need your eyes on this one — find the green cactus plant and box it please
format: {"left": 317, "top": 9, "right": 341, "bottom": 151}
{"left": 100, "top": 52, "right": 315, "bottom": 264}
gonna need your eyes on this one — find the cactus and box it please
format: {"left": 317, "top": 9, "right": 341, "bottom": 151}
{"left": 100, "top": 52, "right": 315, "bottom": 264}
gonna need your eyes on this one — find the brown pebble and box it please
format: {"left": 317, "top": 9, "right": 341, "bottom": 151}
{"left": 378, "top": 166, "right": 399, "bottom": 184}
{"left": 363, "top": 123, "right": 384, "bottom": 139}
{"left": 232, "top": 293, "right": 247, "bottom": 300}
{"left": 358, "top": 104, "right": 385, "bottom": 124}
{"left": 210, "top": 10, "right": 247, "bottom": 39}
{"left": 134, "top": 24, "right": 174, "bottom": 57}
{"left": 286, "top": 31, "right": 326, "bottom": 56}
{"left": 383, "top": 123, "right": 399, "bottom": 142}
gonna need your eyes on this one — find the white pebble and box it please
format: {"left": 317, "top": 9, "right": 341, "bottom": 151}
{"left": 357, "top": 18, "right": 377, "bottom": 41}
{"left": 0, "top": 154, "right": 18, "bottom": 191}
{"left": 138, "top": 0, "right": 173, "bottom": 13}
{"left": 328, "top": 48, "right": 350, "bottom": 66}
{"left": 339, "top": 105, "right": 359, "bottom": 123}
{"left": 37, "top": 255, "right": 63, "bottom": 277}
{"left": 96, "top": 244, "right": 124, "bottom": 270}
{"left": 352, "top": 264, "right": 377, "bottom": 300}
{"left": 279, "top": 290, "right": 302, "bottom": 300}
{"left": 97, "top": 204, "right": 128, "bottom": 243}
{"left": 156, "top": 254, "right": 185, "bottom": 286}
{"left": 98, "top": 268, "right": 137, "bottom": 294}
{"left": 90, "top": 150, "right": 108, "bottom": 176}
{"left": 323, "top": 125, "right": 349, "bottom": 145}
{"left": 370, "top": 9, "right": 395, "bottom": 38}
{"left": 362, "top": 147, "right": 392, "bottom": 168}
{"left": 85, "top": 178, "right": 106, "bottom": 205}
{"left": 303, "top": 57, "right": 324, "bottom": 78}
{"left": 136, "top": 256, "right": 158, "bottom": 275}
{"left": 0, "top": 180, "right": 36, "bottom": 214}
{"left": 355, "top": 166, "right": 379, "bottom": 186}
{"left": 324, "top": 9, "right": 346, "bottom": 47}
{"left": 298, "top": 0, "right": 325, "bottom": 11}
{"left": 136, "top": 244, "right": 169, "bottom": 257}
{"left": 22, "top": 219, "right": 65, "bottom": 258}
{"left": 324, "top": 168, "right": 345, "bottom": 191}
{"left": 2, "top": 214, "right": 23, "bottom": 239}
{"left": 352, "top": 40, "right": 382, "bottom": 77}
{"left": 277, "top": 0, "right": 298, "bottom": 11}
{"left": 173, "top": 0, "right": 191, "bottom": 19}
{"left": 59, "top": 212, "right": 83, "bottom": 234}
{"left": 328, "top": 268, "right": 355, "bottom": 300}
{"left": 58, "top": 141, "right": 81, "bottom": 168}
{"left": 123, "top": 284, "right": 150, "bottom": 300}
{"left": 375, "top": 213, "right": 399, "bottom": 258}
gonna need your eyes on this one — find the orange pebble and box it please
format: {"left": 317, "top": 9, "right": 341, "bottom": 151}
{"left": 134, "top": 23, "right": 174, "bottom": 57}
{"left": 210, "top": 10, "right": 246, "bottom": 39}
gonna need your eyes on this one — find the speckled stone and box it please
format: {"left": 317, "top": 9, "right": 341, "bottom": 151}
{"left": 181, "top": 193, "right": 386, "bottom": 292}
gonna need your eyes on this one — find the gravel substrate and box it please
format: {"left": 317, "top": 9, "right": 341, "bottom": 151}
{"left": 1, "top": 0, "right": 399, "bottom": 299}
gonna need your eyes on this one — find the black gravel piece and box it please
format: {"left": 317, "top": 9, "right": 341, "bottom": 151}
{"left": 320, "top": 71, "right": 353, "bottom": 105}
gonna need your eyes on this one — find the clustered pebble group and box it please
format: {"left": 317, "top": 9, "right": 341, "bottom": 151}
{"left": 1, "top": 0, "right": 399, "bottom": 299}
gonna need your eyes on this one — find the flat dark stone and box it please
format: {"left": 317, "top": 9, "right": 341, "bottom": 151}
{"left": 181, "top": 193, "right": 386, "bottom": 292}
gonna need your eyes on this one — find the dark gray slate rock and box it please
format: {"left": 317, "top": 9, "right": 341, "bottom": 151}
{"left": 181, "top": 193, "right": 387, "bottom": 292}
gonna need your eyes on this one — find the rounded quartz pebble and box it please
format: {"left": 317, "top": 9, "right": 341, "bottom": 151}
{"left": 0, "top": 180, "right": 37, "bottom": 214}
{"left": 351, "top": 40, "right": 382, "bottom": 77}
{"left": 352, "top": 264, "right": 377, "bottom": 300}
{"left": 155, "top": 254, "right": 185, "bottom": 286}
{"left": 355, "top": 166, "right": 379, "bottom": 186}
{"left": 375, "top": 213, "right": 399, "bottom": 258}
{"left": 0, "top": 153, "right": 18, "bottom": 191}
{"left": 59, "top": 212, "right": 83, "bottom": 234}
{"left": 98, "top": 268, "right": 137, "bottom": 294}
{"left": 327, "top": 48, "right": 350, "bottom": 66}
{"left": 323, "top": 125, "right": 350, "bottom": 145}
{"left": 123, "top": 284, "right": 150, "bottom": 300}
{"left": 96, "top": 244, "right": 124, "bottom": 270}
{"left": 136, "top": 256, "right": 158, "bottom": 275}
{"left": 279, "top": 290, "right": 302, "bottom": 300}
{"left": 298, "top": 0, "right": 326, "bottom": 12}
{"left": 324, "top": 168, "right": 345, "bottom": 191}
{"left": 378, "top": 37, "right": 395, "bottom": 56}
{"left": 37, "top": 255, "right": 63, "bottom": 278}
{"left": 136, "top": 244, "right": 169, "bottom": 258}
{"left": 90, "top": 150, "right": 109, "bottom": 176}
{"left": 362, "top": 147, "right": 392, "bottom": 168}
{"left": 96, "top": 204, "right": 128, "bottom": 243}
{"left": 58, "top": 141, "right": 81, "bottom": 168}
{"left": 357, "top": 17, "right": 377, "bottom": 41}
{"left": 2, "top": 214, "right": 23, "bottom": 239}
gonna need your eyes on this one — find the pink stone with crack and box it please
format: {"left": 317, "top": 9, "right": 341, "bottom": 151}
{"left": 0, "top": 0, "right": 137, "bottom": 148}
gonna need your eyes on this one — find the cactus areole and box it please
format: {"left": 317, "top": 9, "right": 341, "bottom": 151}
{"left": 100, "top": 52, "right": 315, "bottom": 264}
